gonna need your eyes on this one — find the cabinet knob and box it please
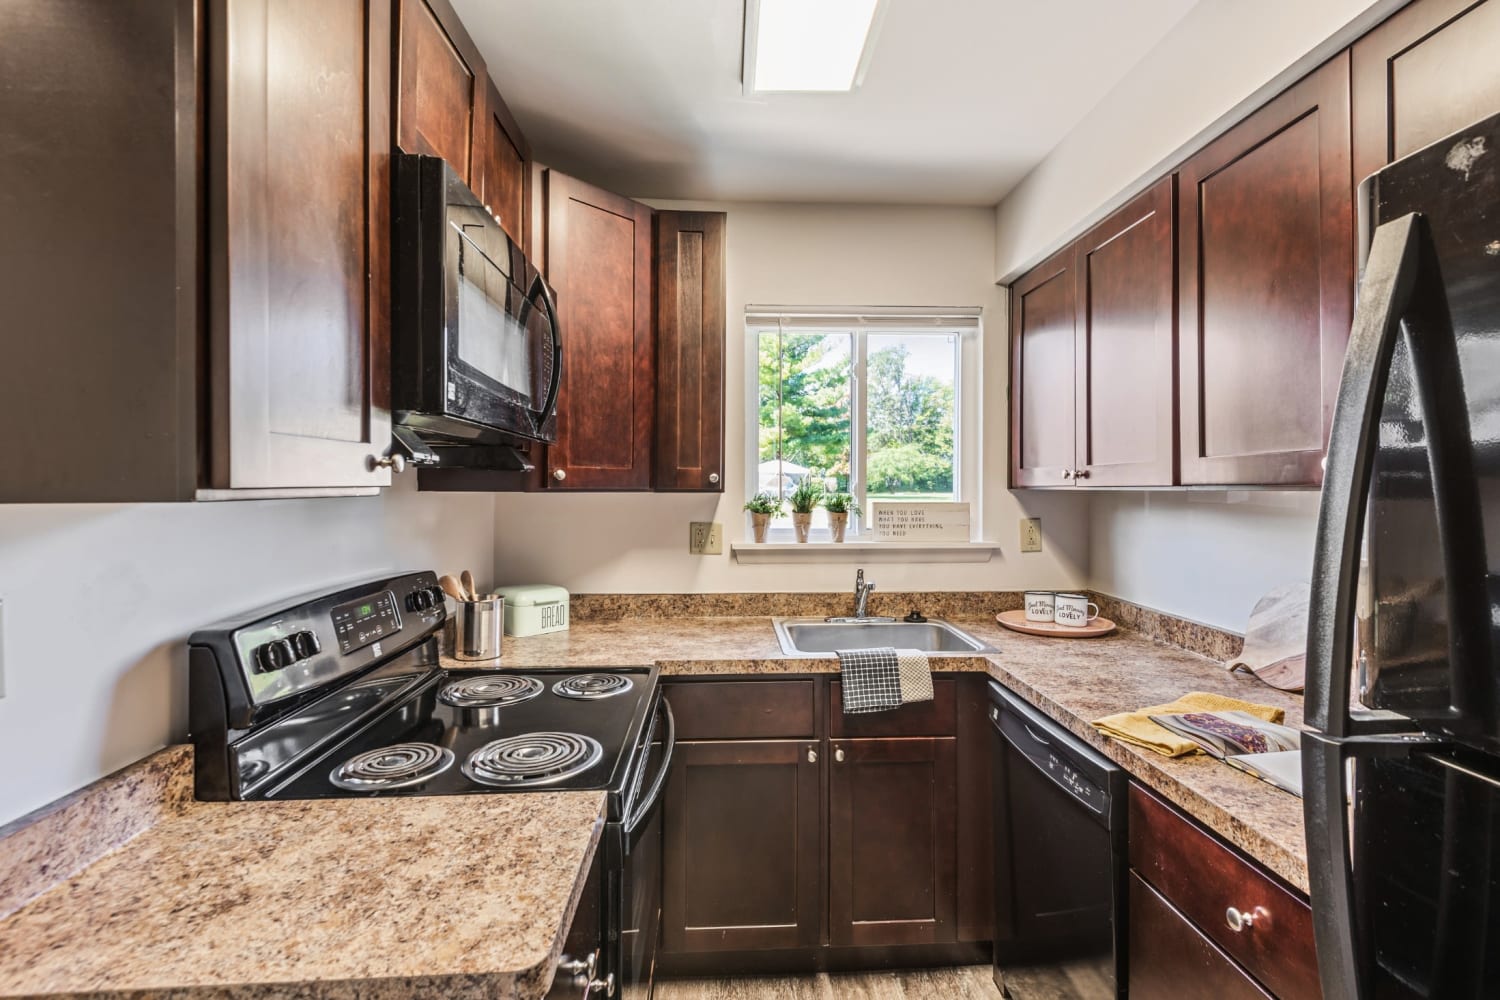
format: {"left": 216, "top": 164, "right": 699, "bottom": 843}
{"left": 1061, "top": 469, "right": 1075, "bottom": 480}
{"left": 1075, "top": 468, "right": 1090, "bottom": 480}
{"left": 370, "top": 453, "right": 406, "bottom": 474}
{"left": 1225, "top": 905, "right": 1269, "bottom": 933}
{"left": 553, "top": 469, "right": 567, "bottom": 481}
{"left": 807, "top": 748, "right": 817, "bottom": 763}
{"left": 708, "top": 472, "right": 720, "bottom": 484}
{"left": 835, "top": 747, "right": 845, "bottom": 763}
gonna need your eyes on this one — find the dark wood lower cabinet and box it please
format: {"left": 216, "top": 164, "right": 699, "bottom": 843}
{"left": 828, "top": 737, "right": 958, "bottom": 947}
{"left": 662, "top": 739, "right": 822, "bottom": 953}
{"left": 1129, "top": 874, "right": 1272, "bottom": 1000}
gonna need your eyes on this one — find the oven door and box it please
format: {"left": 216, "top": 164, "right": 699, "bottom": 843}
{"left": 615, "top": 696, "right": 674, "bottom": 1000}
{"left": 442, "top": 206, "right": 561, "bottom": 443}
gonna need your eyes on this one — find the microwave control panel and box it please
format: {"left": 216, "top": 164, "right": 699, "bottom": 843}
{"left": 331, "top": 592, "right": 402, "bottom": 654}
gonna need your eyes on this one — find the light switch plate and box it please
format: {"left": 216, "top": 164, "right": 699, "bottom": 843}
{"left": 689, "top": 522, "right": 724, "bottom": 555}
{"left": 1020, "top": 518, "right": 1043, "bottom": 553}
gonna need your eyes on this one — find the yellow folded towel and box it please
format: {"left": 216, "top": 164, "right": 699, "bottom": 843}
{"left": 1092, "top": 692, "right": 1286, "bottom": 757}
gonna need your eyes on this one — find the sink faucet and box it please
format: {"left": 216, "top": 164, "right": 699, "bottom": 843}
{"left": 853, "top": 568, "right": 876, "bottom": 618}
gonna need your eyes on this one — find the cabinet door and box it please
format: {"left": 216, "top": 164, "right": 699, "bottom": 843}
{"left": 1352, "top": 0, "right": 1500, "bottom": 187}
{"left": 208, "top": 0, "right": 393, "bottom": 491}
{"left": 654, "top": 212, "right": 727, "bottom": 492}
{"left": 828, "top": 737, "right": 958, "bottom": 947}
{"left": 662, "top": 740, "right": 822, "bottom": 953}
{"left": 544, "top": 171, "right": 655, "bottom": 490}
{"left": 1009, "top": 246, "right": 1078, "bottom": 487}
{"left": 395, "top": 0, "right": 479, "bottom": 181}
{"left": 1129, "top": 875, "right": 1272, "bottom": 1000}
{"left": 473, "top": 75, "right": 530, "bottom": 248}
{"left": 1177, "top": 54, "right": 1352, "bottom": 486}
{"left": 1074, "top": 176, "right": 1177, "bottom": 486}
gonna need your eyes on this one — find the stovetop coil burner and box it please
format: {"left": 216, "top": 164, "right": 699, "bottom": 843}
{"left": 330, "top": 742, "right": 455, "bottom": 791}
{"left": 553, "top": 673, "right": 634, "bottom": 700}
{"left": 463, "top": 732, "right": 604, "bottom": 787}
{"left": 439, "top": 674, "right": 544, "bottom": 708}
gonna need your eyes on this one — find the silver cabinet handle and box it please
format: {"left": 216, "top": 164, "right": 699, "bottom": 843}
{"left": 558, "top": 951, "right": 597, "bottom": 978}
{"left": 370, "top": 453, "right": 406, "bottom": 473}
{"left": 588, "top": 972, "right": 616, "bottom": 995}
{"left": 709, "top": 472, "right": 720, "bottom": 484}
{"left": 553, "top": 469, "right": 567, "bottom": 481}
{"left": 1061, "top": 469, "right": 1074, "bottom": 479}
{"left": 1225, "top": 905, "right": 1269, "bottom": 933}
{"left": 1075, "top": 468, "right": 1090, "bottom": 479}
{"left": 835, "top": 747, "right": 845, "bottom": 762}
{"left": 807, "top": 748, "right": 817, "bottom": 763}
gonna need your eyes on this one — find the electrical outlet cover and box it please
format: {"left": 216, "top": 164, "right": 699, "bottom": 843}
{"left": 1020, "top": 518, "right": 1043, "bottom": 553}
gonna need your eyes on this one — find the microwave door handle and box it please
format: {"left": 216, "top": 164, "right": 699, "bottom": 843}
{"left": 526, "top": 271, "right": 563, "bottom": 428}
{"left": 1306, "top": 213, "right": 1423, "bottom": 738}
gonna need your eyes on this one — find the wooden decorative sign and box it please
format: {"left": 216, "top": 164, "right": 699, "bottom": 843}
{"left": 869, "top": 502, "right": 970, "bottom": 542}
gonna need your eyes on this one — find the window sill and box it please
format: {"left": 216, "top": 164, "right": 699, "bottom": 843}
{"left": 730, "top": 541, "right": 1000, "bottom": 564}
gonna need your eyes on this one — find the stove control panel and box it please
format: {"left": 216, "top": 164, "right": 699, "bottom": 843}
{"left": 191, "top": 571, "right": 446, "bottom": 721}
{"left": 331, "top": 592, "right": 402, "bottom": 654}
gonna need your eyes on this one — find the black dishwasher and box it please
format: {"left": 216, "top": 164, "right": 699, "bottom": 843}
{"left": 989, "top": 682, "right": 1126, "bottom": 999}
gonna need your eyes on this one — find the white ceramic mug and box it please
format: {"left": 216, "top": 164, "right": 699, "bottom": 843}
{"left": 1054, "top": 592, "right": 1099, "bottom": 628}
{"left": 1023, "top": 591, "right": 1056, "bottom": 623}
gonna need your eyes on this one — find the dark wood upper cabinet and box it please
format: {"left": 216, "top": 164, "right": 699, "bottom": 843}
{"left": 1009, "top": 246, "right": 1077, "bottom": 488}
{"left": 1352, "top": 0, "right": 1500, "bottom": 188}
{"left": 654, "top": 212, "right": 727, "bottom": 492}
{"left": 395, "top": 0, "right": 479, "bottom": 182}
{"left": 1177, "top": 53, "right": 1352, "bottom": 487}
{"left": 1074, "top": 176, "right": 1177, "bottom": 486}
{"left": 473, "top": 75, "right": 531, "bottom": 249}
{"left": 544, "top": 170, "right": 655, "bottom": 490}
{"left": 828, "top": 737, "right": 958, "bottom": 948}
{"left": 207, "top": 0, "right": 394, "bottom": 492}
{"left": 662, "top": 739, "right": 823, "bottom": 954}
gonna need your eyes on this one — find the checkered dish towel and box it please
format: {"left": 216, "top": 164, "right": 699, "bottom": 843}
{"left": 837, "top": 648, "right": 933, "bottom": 713}
{"left": 838, "top": 647, "right": 903, "bottom": 714}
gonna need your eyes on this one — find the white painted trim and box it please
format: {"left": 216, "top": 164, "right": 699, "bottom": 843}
{"left": 731, "top": 541, "right": 1000, "bottom": 564}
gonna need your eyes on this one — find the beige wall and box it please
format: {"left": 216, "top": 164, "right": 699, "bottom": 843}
{"left": 0, "top": 480, "right": 494, "bottom": 827}
{"left": 491, "top": 201, "right": 1090, "bottom": 594}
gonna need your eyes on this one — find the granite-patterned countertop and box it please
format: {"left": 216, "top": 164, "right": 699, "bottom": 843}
{"left": 450, "top": 614, "right": 1309, "bottom": 892}
{"left": 0, "top": 749, "right": 606, "bottom": 1000}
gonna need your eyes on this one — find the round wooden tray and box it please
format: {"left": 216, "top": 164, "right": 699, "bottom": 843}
{"left": 996, "top": 609, "right": 1117, "bottom": 638}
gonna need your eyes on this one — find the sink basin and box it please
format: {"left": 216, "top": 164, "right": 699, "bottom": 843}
{"left": 773, "top": 617, "right": 995, "bottom": 657}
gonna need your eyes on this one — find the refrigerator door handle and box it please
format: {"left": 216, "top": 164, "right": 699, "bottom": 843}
{"left": 1303, "top": 734, "right": 1362, "bottom": 998}
{"left": 1306, "top": 212, "right": 1423, "bottom": 738}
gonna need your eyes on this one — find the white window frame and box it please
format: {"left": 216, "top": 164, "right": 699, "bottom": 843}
{"left": 743, "top": 305, "right": 983, "bottom": 543}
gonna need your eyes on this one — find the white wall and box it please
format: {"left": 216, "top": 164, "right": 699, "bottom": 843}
{"left": 489, "top": 202, "right": 1090, "bottom": 593}
{"left": 0, "top": 479, "right": 493, "bottom": 827}
{"left": 993, "top": 0, "right": 1402, "bottom": 281}
{"left": 1088, "top": 492, "right": 1322, "bottom": 631}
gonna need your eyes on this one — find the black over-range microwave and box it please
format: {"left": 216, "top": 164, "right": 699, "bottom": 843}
{"left": 392, "top": 153, "right": 560, "bottom": 463}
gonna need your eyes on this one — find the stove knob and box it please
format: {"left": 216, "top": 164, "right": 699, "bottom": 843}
{"left": 291, "top": 631, "right": 321, "bottom": 660}
{"left": 429, "top": 585, "right": 447, "bottom": 608}
{"left": 255, "top": 638, "right": 296, "bottom": 673}
{"left": 406, "top": 588, "right": 433, "bottom": 612}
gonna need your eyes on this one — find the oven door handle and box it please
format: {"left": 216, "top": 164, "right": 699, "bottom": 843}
{"left": 624, "top": 698, "right": 675, "bottom": 837}
{"left": 526, "top": 270, "right": 563, "bottom": 431}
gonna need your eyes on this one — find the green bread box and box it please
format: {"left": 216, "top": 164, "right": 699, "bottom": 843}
{"left": 493, "top": 584, "right": 570, "bottom": 637}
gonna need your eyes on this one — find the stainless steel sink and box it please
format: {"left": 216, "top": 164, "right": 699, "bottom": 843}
{"left": 773, "top": 617, "right": 995, "bottom": 657}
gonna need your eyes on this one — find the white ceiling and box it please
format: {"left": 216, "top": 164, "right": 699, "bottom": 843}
{"left": 452, "top": 0, "right": 1200, "bottom": 206}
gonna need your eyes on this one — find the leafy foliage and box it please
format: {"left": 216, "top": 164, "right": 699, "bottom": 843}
{"left": 759, "top": 333, "right": 955, "bottom": 500}
{"left": 787, "top": 476, "right": 824, "bottom": 514}
{"left": 743, "top": 492, "right": 783, "bottom": 515}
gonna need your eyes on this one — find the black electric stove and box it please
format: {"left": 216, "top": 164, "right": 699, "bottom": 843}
{"left": 187, "top": 572, "right": 671, "bottom": 1000}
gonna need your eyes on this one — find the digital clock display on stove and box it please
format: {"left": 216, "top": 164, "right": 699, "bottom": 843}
{"left": 330, "top": 591, "right": 402, "bottom": 654}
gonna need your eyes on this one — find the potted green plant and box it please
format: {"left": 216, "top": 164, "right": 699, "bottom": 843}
{"left": 823, "top": 492, "right": 860, "bottom": 543}
{"left": 743, "top": 492, "right": 782, "bottom": 543}
{"left": 787, "top": 477, "right": 824, "bottom": 543}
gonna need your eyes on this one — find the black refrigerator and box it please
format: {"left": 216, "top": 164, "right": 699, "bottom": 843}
{"left": 1303, "top": 109, "right": 1500, "bottom": 998}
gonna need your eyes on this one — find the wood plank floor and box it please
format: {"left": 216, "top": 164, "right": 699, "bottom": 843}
{"left": 653, "top": 965, "right": 1003, "bottom": 999}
